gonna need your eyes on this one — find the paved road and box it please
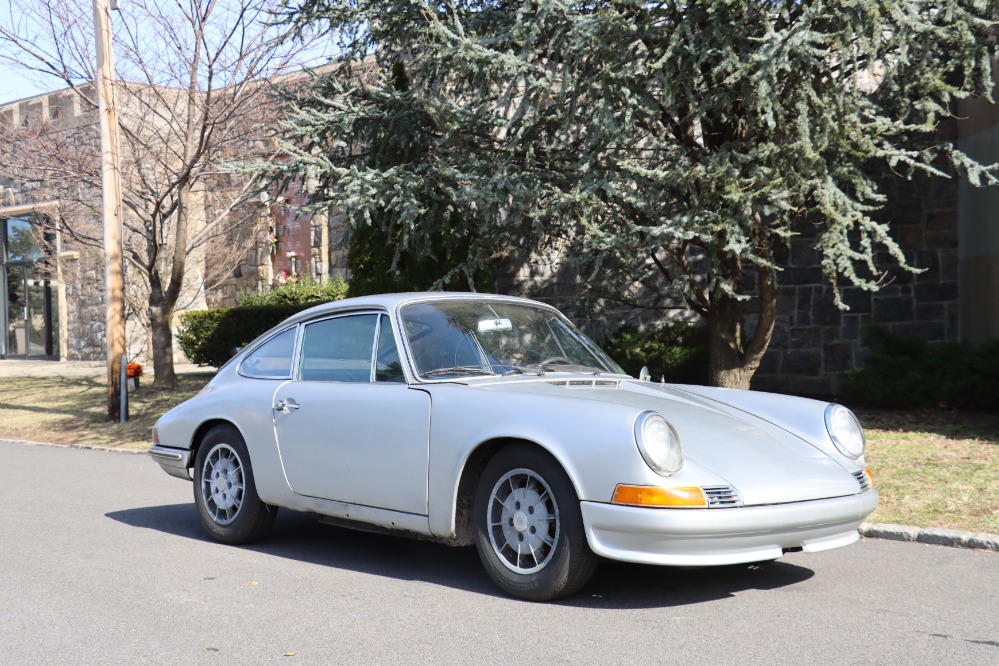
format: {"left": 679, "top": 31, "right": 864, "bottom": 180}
{"left": 1, "top": 441, "right": 996, "bottom": 665}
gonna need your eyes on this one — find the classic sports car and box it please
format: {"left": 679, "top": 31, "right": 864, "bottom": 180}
{"left": 150, "top": 293, "right": 877, "bottom": 600}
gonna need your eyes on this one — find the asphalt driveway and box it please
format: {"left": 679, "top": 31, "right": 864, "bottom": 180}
{"left": 1, "top": 440, "right": 996, "bottom": 665}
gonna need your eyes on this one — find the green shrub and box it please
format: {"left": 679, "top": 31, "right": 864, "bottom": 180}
{"left": 237, "top": 276, "right": 348, "bottom": 306}
{"left": 602, "top": 322, "right": 709, "bottom": 384}
{"left": 178, "top": 278, "right": 349, "bottom": 367}
{"left": 842, "top": 327, "right": 999, "bottom": 411}
{"left": 177, "top": 304, "right": 303, "bottom": 367}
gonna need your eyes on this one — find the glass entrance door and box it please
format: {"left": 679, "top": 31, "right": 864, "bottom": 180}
{"left": 5, "top": 265, "right": 55, "bottom": 359}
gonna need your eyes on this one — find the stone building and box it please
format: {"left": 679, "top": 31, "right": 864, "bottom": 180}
{"left": 0, "top": 81, "right": 351, "bottom": 363}
{"left": 2, "top": 86, "right": 212, "bottom": 362}
{"left": 205, "top": 184, "right": 351, "bottom": 309}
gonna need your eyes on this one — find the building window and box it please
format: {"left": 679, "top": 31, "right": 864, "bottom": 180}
{"left": 2, "top": 215, "right": 59, "bottom": 359}
{"left": 3, "top": 217, "right": 45, "bottom": 263}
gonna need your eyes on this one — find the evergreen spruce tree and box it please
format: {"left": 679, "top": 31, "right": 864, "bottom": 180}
{"left": 273, "top": 0, "right": 998, "bottom": 388}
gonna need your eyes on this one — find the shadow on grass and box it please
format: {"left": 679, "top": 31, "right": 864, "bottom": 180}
{"left": 0, "top": 401, "right": 98, "bottom": 418}
{"left": 857, "top": 409, "right": 999, "bottom": 444}
{"left": 0, "top": 372, "right": 214, "bottom": 444}
{"left": 106, "top": 503, "right": 815, "bottom": 609}
{"left": 0, "top": 375, "right": 106, "bottom": 417}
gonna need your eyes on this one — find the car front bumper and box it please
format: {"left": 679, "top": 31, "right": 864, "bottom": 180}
{"left": 580, "top": 490, "right": 879, "bottom": 566}
{"left": 149, "top": 445, "right": 192, "bottom": 481}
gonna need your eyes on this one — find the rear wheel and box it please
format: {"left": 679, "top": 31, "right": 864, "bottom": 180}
{"left": 474, "top": 444, "right": 597, "bottom": 601}
{"left": 193, "top": 424, "right": 276, "bottom": 544}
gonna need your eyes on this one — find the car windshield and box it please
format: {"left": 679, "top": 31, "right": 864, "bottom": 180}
{"left": 399, "top": 299, "right": 626, "bottom": 379}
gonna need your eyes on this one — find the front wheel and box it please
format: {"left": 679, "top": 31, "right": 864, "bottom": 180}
{"left": 193, "top": 424, "right": 276, "bottom": 544}
{"left": 473, "top": 445, "right": 597, "bottom": 601}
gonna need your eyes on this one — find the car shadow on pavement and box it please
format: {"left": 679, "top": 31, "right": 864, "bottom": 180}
{"left": 107, "top": 503, "right": 815, "bottom": 609}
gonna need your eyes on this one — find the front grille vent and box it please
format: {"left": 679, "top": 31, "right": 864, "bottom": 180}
{"left": 545, "top": 379, "right": 619, "bottom": 388}
{"left": 702, "top": 485, "right": 743, "bottom": 508}
{"left": 852, "top": 470, "right": 871, "bottom": 492}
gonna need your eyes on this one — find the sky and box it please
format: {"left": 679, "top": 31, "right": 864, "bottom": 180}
{"left": 0, "top": 67, "right": 56, "bottom": 105}
{"left": 0, "top": 0, "right": 339, "bottom": 107}
{"left": 0, "top": 0, "right": 59, "bottom": 104}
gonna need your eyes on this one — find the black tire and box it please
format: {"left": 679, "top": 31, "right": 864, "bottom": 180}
{"left": 193, "top": 424, "right": 276, "bottom": 545}
{"left": 473, "top": 444, "right": 598, "bottom": 601}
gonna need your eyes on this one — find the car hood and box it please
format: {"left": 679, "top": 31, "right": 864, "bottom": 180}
{"left": 473, "top": 377, "right": 858, "bottom": 505}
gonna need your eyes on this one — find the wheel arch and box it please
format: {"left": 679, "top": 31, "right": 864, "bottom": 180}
{"left": 451, "top": 436, "right": 582, "bottom": 546}
{"left": 189, "top": 419, "right": 245, "bottom": 472}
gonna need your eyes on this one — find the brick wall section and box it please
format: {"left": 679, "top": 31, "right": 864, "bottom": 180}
{"left": 752, "top": 172, "right": 960, "bottom": 397}
{"left": 208, "top": 206, "right": 351, "bottom": 308}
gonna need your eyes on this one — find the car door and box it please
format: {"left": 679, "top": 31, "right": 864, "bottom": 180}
{"left": 272, "top": 312, "right": 431, "bottom": 515}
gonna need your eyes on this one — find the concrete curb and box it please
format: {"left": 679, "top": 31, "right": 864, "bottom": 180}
{"left": 0, "top": 437, "right": 148, "bottom": 454}
{"left": 860, "top": 522, "right": 999, "bottom": 553}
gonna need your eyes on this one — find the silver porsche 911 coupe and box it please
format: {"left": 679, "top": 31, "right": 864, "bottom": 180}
{"left": 150, "top": 292, "right": 877, "bottom": 600}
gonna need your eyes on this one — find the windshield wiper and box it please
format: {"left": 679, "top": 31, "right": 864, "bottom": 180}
{"left": 422, "top": 365, "right": 497, "bottom": 378}
{"left": 498, "top": 365, "right": 544, "bottom": 376}
{"left": 527, "top": 361, "right": 603, "bottom": 375}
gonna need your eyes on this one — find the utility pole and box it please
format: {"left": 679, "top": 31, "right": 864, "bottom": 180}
{"left": 93, "top": 0, "right": 127, "bottom": 422}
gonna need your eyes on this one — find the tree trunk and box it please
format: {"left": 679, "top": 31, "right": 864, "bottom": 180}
{"left": 706, "top": 266, "right": 778, "bottom": 390}
{"left": 707, "top": 292, "right": 754, "bottom": 389}
{"left": 149, "top": 303, "right": 177, "bottom": 388}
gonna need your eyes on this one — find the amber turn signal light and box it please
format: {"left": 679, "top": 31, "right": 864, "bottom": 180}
{"left": 865, "top": 467, "right": 874, "bottom": 487}
{"left": 612, "top": 484, "right": 707, "bottom": 508}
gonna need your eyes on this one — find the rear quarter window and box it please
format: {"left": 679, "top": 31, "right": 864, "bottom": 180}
{"left": 238, "top": 327, "right": 297, "bottom": 379}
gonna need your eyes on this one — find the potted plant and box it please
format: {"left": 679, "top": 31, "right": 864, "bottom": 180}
{"left": 126, "top": 362, "right": 144, "bottom": 390}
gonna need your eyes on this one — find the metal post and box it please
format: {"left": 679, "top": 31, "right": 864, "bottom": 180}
{"left": 119, "top": 353, "right": 128, "bottom": 424}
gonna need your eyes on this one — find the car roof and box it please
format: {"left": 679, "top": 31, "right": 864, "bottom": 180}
{"left": 283, "top": 292, "right": 550, "bottom": 326}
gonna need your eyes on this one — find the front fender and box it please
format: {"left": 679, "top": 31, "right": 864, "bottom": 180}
{"left": 423, "top": 384, "right": 728, "bottom": 539}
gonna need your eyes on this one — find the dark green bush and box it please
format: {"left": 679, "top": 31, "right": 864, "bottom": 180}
{"left": 842, "top": 327, "right": 999, "bottom": 411}
{"left": 602, "top": 322, "right": 709, "bottom": 384}
{"left": 178, "top": 279, "right": 349, "bottom": 367}
{"left": 347, "top": 222, "right": 495, "bottom": 296}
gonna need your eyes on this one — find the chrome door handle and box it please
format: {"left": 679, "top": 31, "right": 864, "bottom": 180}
{"left": 274, "top": 399, "right": 300, "bottom": 413}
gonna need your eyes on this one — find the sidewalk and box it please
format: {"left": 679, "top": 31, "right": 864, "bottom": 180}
{"left": 0, "top": 360, "right": 211, "bottom": 378}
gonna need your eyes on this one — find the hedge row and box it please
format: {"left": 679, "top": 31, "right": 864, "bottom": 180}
{"left": 177, "top": 279, "right": 348, "bottom": 367}
{"left": 842, "top": 328, "right": 999, "bottom": 411}
{"left": 177, "top": 304, "right": 307, "bottom": 367}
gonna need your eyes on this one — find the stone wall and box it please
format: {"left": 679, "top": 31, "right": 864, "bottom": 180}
{"left": 60, "top": 243, "right": 106, "bottom": 361}
{"left": 494, "top": 255, "right": 689, "bottom": 345}
{"left": 208, "top": 241, "right": 270, "bottom": 308}
{"left": 752, "top": 172, "right": 960, "bottom": 397}
{"left": 326, "top": 210, "right": 351, "bottom": 280}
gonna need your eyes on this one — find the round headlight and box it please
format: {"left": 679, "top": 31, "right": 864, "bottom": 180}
{"left": 825, "top": 404, "right": 866, "bottom": 459}
{"left": 634, "top": 412, "right": 684, "bottom": 475}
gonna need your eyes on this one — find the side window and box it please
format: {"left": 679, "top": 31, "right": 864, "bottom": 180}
{"left": 300, "top": 314, "right": 378, "bottom": 383}
{"left": 239, "top": 327, "right": 297, "bottom": 379}
{"left": 375, "top": 315, "right": 405, "bottom": 383}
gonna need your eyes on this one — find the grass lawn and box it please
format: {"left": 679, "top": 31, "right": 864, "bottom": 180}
{"left": 0, "top": 372, "right": 213, "bottom": 450}
{"left": 0, "top": 373, "right": 996, "bottom": 533}
{"left": 857, "top": 409, "right": 999, "bottom": 534}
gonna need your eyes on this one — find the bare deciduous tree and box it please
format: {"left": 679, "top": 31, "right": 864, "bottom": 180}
{"left": 0, "top": 0, "right": 313, "bottom": 386}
